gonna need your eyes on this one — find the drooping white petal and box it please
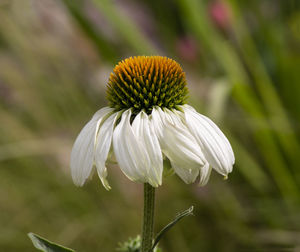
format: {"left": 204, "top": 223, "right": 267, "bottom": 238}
{"left": 151, "top": 107, "right": 207, "bottom": 184}
{"left": 199, "top": 112, "right": 235, "bottom": 164}
{"left": 182, "top": 105, "right": 234, "bottom": 176}
{"left": 95, "top": 111, "right": 120, "bottom": 190}
{"left": 160, "top": 107, "right": 183, "bottom": 125}
{"left": 132, "top": 111, "right": 163, "bottom": 187}
{"left": 113, "top": 109, "right": 149, "bottom": 184}
{"left": 151, "top": 107, "right": 189, "bottom": 146}
{"left": 198, "top": 163, "right": 212, "bottom": 186}
{"left": 163, "top": 122, "right": 206, "bottom": 170}
{"left": 172, "top": 164, "right": 200, "bottom": 184}
{"left": 70, "top": 107, "right": 114, "bottom": 186}
{"left": 151, "top": 107, "right": 164, "bottom": 139}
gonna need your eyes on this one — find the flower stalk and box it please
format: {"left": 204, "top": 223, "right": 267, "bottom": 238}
{"left": 141, "top": 183, "right": 155, "bottom": 252}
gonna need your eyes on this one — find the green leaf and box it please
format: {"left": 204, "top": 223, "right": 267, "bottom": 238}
{"left": 117, "top": 235, "right": 162, "bottom": 252}
{"left": 28, "top": 233, "right": 75, "bottom": 252}
{"left": 151, "top": 206, "right": 194, "bottom": 251}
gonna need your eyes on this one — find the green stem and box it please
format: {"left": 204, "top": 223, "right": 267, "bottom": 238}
{"left": 141, "top": 183, "right": 155, "bottom": 252}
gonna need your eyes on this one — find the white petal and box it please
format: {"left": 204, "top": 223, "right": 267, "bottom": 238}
{"left": 159, "top": 107, "right": 183, "bottom": 125}
{"left": 182, "top": 105, "right": 234, "bottom": 176}
{"left": 163, "top": 122, "right": 206, "bottom": 169}
{"left": 95, "top": 111, "right": 120, "bottom": 190}
{"left": 151, "top": 108, "right": 207, "bottom": 184}
{"left": 151, "top": 107, "right": 187, "bottom": 145}
{"left": 70, "top": 107, "right": 114, "bottom": 186}
{"left": 199, "top": 112, "right": 235, "bottom": 165}
{"left": 113, "top": 109, "right": 148, "bottom": 183}
{"left": 172, "top": 164, "right": 200, "bottom": 184}
{"left": 152, "top": 107, "right": 206, "bottom": 163}
{"left": 132, "top": 111, "right": 163, "bottom": 187}
{"left": 198, "top": 163, "right": 212, "bottom": 186}
{"left": 151, "top": 107, "right": 164, "bottom": 139}
{"left": 184, "top": 105, "right": 234, "bottom": 164}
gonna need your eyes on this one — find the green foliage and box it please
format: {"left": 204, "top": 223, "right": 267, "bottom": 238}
{"left": 28, "top": 233, "right": 75, "bottom": 252}
{"left": 152, "top": 206, "right": 194, "bottom": 250}
{"left": 117, "top": 236, "right": 162, "bottom": 252}
{"left": 117, "top": 236, "right": 142, "bottom": 252}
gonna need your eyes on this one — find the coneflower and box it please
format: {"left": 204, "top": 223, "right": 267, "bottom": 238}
{"left": 70, "top": 56, "right": 234, "bottom": 251}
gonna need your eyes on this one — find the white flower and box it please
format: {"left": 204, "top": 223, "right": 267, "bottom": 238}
{"left": 70, "top": 56, "right": 234, "bottom": 190}
{"left": 70, "top": 104, "right": 234, "bottom": 190}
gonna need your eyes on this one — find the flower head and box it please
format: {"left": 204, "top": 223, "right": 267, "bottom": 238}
{"left": 71, "top": 56, "right": 234, "bottom": 190}
{"left": 107, "top": 56, "right": 188, "bottom": 114}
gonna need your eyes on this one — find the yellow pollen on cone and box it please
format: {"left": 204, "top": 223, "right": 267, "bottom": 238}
{"left": 107, "top": 56, "right": 188, "bottom": 114}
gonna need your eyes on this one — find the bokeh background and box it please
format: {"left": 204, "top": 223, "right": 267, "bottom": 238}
{"left": 1, "top": 0, "right": 300, "bottom": 251}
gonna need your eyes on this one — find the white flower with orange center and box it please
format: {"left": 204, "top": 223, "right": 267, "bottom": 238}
{"left": 70, "top": 56, "right": 234, "bottom": 190}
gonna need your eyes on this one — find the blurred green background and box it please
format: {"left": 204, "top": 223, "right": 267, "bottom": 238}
{"left": 1, "top": 0, "right": 300, "bottom": 251}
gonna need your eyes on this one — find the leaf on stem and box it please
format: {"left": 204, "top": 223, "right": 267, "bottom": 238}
{"left": 151, "top": 206, "right": 194, "bottom": 251}
{"left": 28, "top": 233, "right": 75, "bottom": 252}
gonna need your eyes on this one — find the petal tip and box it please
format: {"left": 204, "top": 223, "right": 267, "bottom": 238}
{"left": 100, "top": 177, "right": 111, "bottom": 190}
{"left": 72, "top": 177, "right": 85, "bottom": 187}
{"left": 197, "top": 182, "right": 207, "bottom": 187}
